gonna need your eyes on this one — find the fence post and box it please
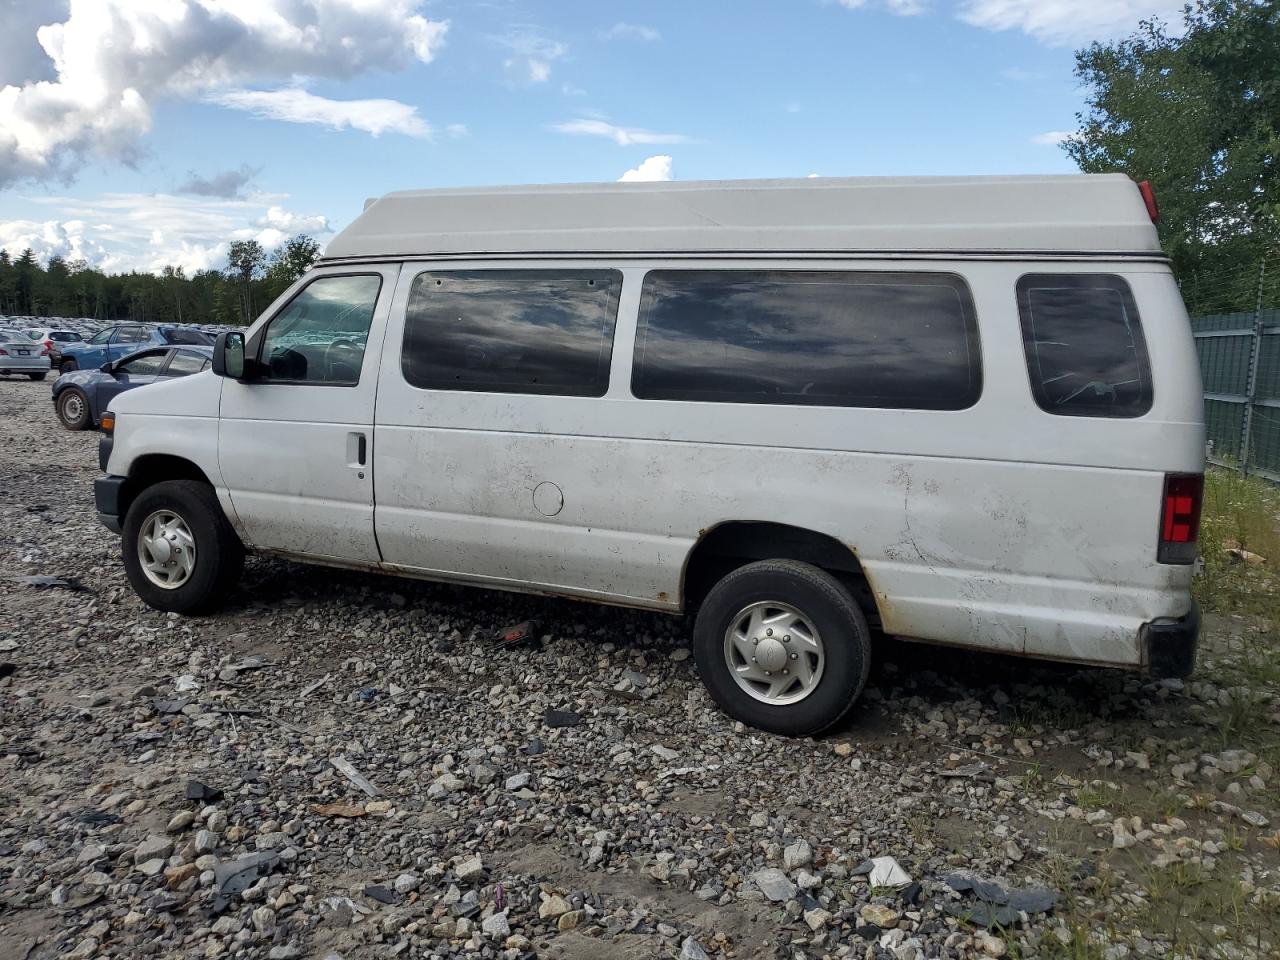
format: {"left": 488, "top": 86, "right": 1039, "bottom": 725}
{"left": 1239, "top": 258, "right": 1268, "bottom": 475}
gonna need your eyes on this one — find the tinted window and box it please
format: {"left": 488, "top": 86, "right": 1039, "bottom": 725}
{"left": 116, "top": 351, "right": 168, "bottom": 375}
{"left": 51, "top": 331, "right": 82, "bottom": 342}
{"left": 166, "top": 351, "right": 209, "bottom": 376}
{"left": 632, "top": 270, "right": 981, "bottom": 409}
{"left": 402, "top": 270, "right": 621, "bottom": 397}
{"left": 88, "top": 328, "right": 112, "bottom": 345}
{"left": 162, "top": 327, "right": 214, "bottom": 345}
{"left": 117, "top": 326, "right": 148, "bottom": 343}
{"left": 258, "top": 274, "right": 382, "bottom": 385}
{"left": 1017, "top": 274, "right": 1152, "bottom": 418}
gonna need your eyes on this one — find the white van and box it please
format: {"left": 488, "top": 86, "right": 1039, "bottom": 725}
{"left": 94, "top": 175, "right": 1205, "bottom": 735}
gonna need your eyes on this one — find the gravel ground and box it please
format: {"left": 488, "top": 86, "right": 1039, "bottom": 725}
{"left": 1, "top": 374, "right": 1278, "bottom": 960}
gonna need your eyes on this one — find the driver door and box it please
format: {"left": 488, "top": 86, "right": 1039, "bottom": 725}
{"left": 217, "top": 266, "right": 399, "bottom": 563}
{"left": 97, "top": 348, "right": 169, "bottom": 409}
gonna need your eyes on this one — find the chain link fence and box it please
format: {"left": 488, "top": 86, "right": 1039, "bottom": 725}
{"left": 1183, "top": 251, "right": 1280, "bottom": 481}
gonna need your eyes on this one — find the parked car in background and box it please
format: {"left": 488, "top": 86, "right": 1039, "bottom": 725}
{"left": 0, "top": 327, "right": 50, "bottom": 379}
{"left": 25, "top": 327, "right": 85, "bottom": 369}
{"left": 58, "top": 324, "right": 214, "bottom": 373}
{"left": 53, "top": 345, "right": 213, "bottom": 430}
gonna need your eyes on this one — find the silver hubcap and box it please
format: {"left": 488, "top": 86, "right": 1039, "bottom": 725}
{"left": 723, "top": 601, "right": 825, "bottom": 705}
{"left": 61, "top": 393, "right": 83, "bottom": 422}
{"left": 138, "top": 510, "right": 196, "bottom": 589}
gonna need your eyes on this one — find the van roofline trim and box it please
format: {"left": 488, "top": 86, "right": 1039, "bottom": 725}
{"left": 316, "top": 249, "right": 1173, "bottom": 266}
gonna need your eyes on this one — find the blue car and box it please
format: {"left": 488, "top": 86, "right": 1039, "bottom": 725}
{"left": 52, "top": 345, "right": 214, "bottom": 430}
{"left": 58, "top": 323, "right": 214, "bottom": 373}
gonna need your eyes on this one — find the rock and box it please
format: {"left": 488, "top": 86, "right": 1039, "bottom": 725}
{"left": 134, "top": 834, "right": 174, "bottom": 863}
{"left": 975, "top": 931, "right": 1007, "bottom": 957}
{"left": 165, "top": 863, "right": 199, "bottom": 889}
{"left": 505, "top": 772, "right": 531, "bottom": 790}
{"left": 558, "top": 910, "right": 581, "bottom": 931}
{"left": 195, "top": 829, "right": 217, "bottom": 854}
{"left": 252, "top": 906, "right": 276, "bottom": 935}
{"left": 481, "top": 910, "right": 510, "bottom": 938}
{"left": 804, "top": 907, "right": 832, "bottom": 931}
{"left": 539, "top": 894, "right": 571, "bottom": 919}
{"left": 783, "top": 838, "right": 813, "bottom": 872}
{"left": 861, "top": 904, "right": 901, "bottom": 928}
{"left": 652, "top": 744, "right": 679, "bottom": 761}
{"left": 167, "top": 811, "right": 195, "bottom": 832}
{"left": 680, "top": 936, "right": 710, "bottom": 960}
{"left": 393, "top": 872, "right": 420, "bottom": 894}
{"left": 455, "top": 855, "right": 483, "bottom": 882}
{"left": 669, "top": 647, "right": 690, "bottom": 661}
{"left": 834, "top": 742, "right": 853, "bottom": 757}
{"left": 545, "top": 708, "right": 581, "bottom": 728}
{"left": 751, "top": 867, "right": 796, "bottom": 901}
{"left": 137, "top": 858, "right": 166, "bottom": 877}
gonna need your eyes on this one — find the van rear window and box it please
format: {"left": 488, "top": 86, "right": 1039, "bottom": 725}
{"left": 1016, "top": 274, "right": 1152, "bottom": 418}
{"left": 631, "top": 270, "right": 981, "bottom": 409}
{"left": 401, "top": 270, "right": 621, "bottom": 397}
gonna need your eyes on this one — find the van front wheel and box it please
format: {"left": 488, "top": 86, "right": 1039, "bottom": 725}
{"left": 692, "top": 560, "right": 871, "bottom": 737}
{"left": 121, "top": 480, "right": 244, "bottom": 614}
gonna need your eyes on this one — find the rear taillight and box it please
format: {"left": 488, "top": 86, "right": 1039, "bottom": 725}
{"left": 1138, "top": 180, "right": 1160, "bottom": 223}
{"left": 40, "top": 348, "right": 49, "bottom": 357}
{"left": 1158, "top": 473, "right": 1203, "bottom": 564}
{"left": 0, "top": 348, "right": 7, "bottom": 356}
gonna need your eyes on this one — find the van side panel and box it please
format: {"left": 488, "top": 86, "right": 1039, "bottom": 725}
{"left": 372, "top": 258, "right": 1202, "bottom": 668}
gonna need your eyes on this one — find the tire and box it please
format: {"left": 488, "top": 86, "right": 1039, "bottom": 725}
{"left": 692, "top": 559, "right": 871, "bottom": 737}
{"left": 28, "top": 372, "right": 47, "bottom": 381}
{"left": 55, "top": 388, "right": 91, "bottom": 430}
{"left": 121, "top": 479, "right": 245, "bottom": 614}
{"left": 60, "top": 359, "right": 78, "bottom": 374}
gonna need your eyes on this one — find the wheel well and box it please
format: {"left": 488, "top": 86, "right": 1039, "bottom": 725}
{"left": 681, "top": 521, "right": 881, "bottom": 628}
{"left": 120, "top": 455, "right": 213, "bottom": 521}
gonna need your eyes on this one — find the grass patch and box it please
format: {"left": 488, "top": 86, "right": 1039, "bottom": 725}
{"left": 1195, "top": 467, "right": 1280, "bottom": 616}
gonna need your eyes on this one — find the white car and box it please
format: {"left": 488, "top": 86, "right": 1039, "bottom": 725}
{"left": 0, "top": 327, "right": 50, "bottom": 379}
{"left": 93, "top": 174, "right": 1204, "bottom": 735}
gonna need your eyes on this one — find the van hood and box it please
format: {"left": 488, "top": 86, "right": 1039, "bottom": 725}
{"left": 109, "top": 369, "right": 223, "bottom": 418}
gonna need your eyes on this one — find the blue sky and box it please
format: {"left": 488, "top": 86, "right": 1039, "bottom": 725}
{"left": 0, "top": 0, "right": 1187, "bottom": 274}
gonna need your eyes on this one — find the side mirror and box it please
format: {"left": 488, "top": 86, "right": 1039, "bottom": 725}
{"left": 99, "top": 361, "right": 114, "bottom": 374}
{"left": 212, "top": 331, "right": 247, "bottom": 379}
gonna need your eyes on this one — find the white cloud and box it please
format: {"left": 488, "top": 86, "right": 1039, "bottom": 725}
{"left": 958, "top": 0, "right": 1184, "bottom": 44}
{"left": 500, "top": 31, "right": 566, "bottom": 85}
{"left": 618, "top": 155, "right": 674, "bottom": 182}
{"left": 0, "top": 0, "right": 448, "bottom": 189}
{"left": 834, "top": 0, "right": 926, "bottom": 15}
{"left": 602, "top": 23, "right": 661, "bottom": 41}
{"left": 210, "top": 88, "right": 431, "bottom": 138}
{"left": 554, "top": 119, "right": 689, "bottom": 147}
{"left": 3, "top": 192, "right": 332, "bottom": 274}
{"left": 445, "top": 123, "right": 469, "bottom": 139}
{"left": 1032, "top": 130, "right": 1075, "bottom": 145}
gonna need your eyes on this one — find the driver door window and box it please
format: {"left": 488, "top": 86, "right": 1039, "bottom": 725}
{"left": 257, "top": 275, "right": 382, "bottom": 385}
{"left": 115, "top": 351, "right": 168, "bottom": 376}
{"left": 88, "top": 329, "right": 112, "bottom": 345}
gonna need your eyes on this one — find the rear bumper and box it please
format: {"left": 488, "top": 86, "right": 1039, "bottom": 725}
{"left": 1142, "top": 601, "right": 1200, "bottom": 678}
{"left": 94, "top": 475, "right": 126, "bottom": 535}
{"left": 0, "top": 356, "right": 49, "bottom": 372}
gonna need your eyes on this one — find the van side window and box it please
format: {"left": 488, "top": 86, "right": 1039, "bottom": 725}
{"left": 401, "top": 270, "right": 621, "bottom": 397}
{"left": 631, "top": 270, "right": 981, "bottom": 409}
{"left": 1016, "top": 274, "right": 1152, "bottom": 418}
{"left": 257, "top": 275, "right": 382, "bottom": 385}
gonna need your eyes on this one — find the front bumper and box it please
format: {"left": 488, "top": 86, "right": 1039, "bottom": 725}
{"left": 94, "top": 475, "right": 126, "bottom": 535}
{"left": 1142, "top": 601, "right": 1200, "bottom": 678}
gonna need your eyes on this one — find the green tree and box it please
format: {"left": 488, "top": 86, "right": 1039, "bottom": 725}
{"left": 226, "top": 239, "right": 265, "bottom": 324}
{"left": 1067, "top": 0, "right": 1280, "bottom": 286}
{"left": 0, "top": 250, "right": 14, "bottom": 314}
{"left": 262, "top": 234, "right": 321, "bottom": 303}
{"left": 14, "top": 248, "right": 37, "bottom": 315}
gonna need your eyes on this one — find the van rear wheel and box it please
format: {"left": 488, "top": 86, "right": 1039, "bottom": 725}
{"left": 692, "top": 560, "right": 871, "bottom": 736}
{"left": 121, "top": 480, "right": 244, "bottom": 614}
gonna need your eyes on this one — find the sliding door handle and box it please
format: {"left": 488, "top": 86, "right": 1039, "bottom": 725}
{"left": 357, "top": 434, "right": 367, "bottom": 466}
